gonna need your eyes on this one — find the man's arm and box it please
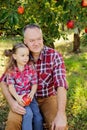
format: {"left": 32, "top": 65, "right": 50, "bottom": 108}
{"left": 0, "top": 81, "right": 26, "bottom": 115}
{"left": 52, "top": 87, "right": 67, "bottom": 130}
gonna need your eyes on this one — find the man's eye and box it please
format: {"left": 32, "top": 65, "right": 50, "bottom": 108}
{"left": 30, "top": 40, "right": 34, "bottom": 42}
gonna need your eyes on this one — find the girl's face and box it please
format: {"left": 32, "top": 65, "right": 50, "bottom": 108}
{"left": 13, "top": 47, "right": 29, "bottom": 68}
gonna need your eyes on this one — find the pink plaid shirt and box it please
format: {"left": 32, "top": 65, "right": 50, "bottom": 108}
{"left": 6, "top": 64, "right": 37, "bottom": 95}
{"left": 30, "top": 46, "right": 68, "bottom": 97}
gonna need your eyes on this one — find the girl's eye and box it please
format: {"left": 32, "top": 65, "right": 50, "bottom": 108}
{"left": 21, "top": 55, "right": 24, "bottom": 57}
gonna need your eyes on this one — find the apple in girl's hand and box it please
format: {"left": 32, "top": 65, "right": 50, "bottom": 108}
{"left": 67, "top": 20, "right": 74, "bottom": 29}
{"left": 17, "top": 6, "right": 24, "bottom": 14}
{"left": 22, "top": 95, "right": 31, "bottom": 106}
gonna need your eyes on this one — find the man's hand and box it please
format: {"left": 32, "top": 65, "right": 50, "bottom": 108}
{"left": 52, "top": 87, "right": 68, "bottom": 130}
{"left": 52, "top": 112, "right": 67, "bottom": 130}
{"left": 0, "top": 82, "right": 26, "bottom": 115}
{"left": 10, "top": 100, "right": 26, "bottom": 115}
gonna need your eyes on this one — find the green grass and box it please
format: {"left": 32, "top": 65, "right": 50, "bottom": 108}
{"left": 56, "top": 41, "right": 87, "bottom": 130}
{"left": 0, "top": 38, "right": 87, "bottom": 130}
{"left": 65, "top": 54, "right": 87, "bottom": 130}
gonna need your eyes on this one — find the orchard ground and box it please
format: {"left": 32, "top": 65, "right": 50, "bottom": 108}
{"left": 0, "top": 35, "right": 87, "bottom": 130}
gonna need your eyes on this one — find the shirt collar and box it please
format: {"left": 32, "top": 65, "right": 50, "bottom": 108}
{"left": 14, "top": 64, "right": 29, "bottom": 72}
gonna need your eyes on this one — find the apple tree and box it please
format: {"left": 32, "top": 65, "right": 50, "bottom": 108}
{"left": 0, "top": 0, "right": 87, "bottom": 51}
{"left": 0, "top": 0, "right": 62, "bottom": 48}
{"left": 0, "top": 0, "right": 18, "bottom": 35}
{"left": 23, "top": 0, "right": 87, "bottom": 51}
{"left": 60, "top": 0, "right": 87, "bottom": 52}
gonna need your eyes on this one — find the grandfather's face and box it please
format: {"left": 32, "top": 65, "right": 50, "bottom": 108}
{"left": 24, "top": 28, "right": 44, "bottom": 54}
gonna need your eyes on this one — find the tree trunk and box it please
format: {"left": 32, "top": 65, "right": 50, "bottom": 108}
{"left": 73, "top": 33, "right": 80, "bottom": 53}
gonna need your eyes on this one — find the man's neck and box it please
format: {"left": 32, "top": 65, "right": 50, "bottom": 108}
{"left": 32, "top": 52, "right": 40, "bottom": 62}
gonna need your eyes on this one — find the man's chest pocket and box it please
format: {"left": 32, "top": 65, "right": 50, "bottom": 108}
{"left": 38, "top": 71, "right": 52, "bottom": 85}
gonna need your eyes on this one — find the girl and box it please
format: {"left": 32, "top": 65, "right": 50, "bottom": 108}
{"left": 3, "top": 43, "right": 43, "bottom": 130}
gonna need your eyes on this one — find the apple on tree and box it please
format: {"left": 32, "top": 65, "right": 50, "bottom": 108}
{"left": 67, "top": 20, "right": 74, "bottom": 29}
{"left": 85, "top": 28, "right": 87, "bottom": 33}
{"left": 81, "top": 0, "right": 87, "bottom": 7}
{"left": 17, "top": 6, "right": 24, "bottom": 14}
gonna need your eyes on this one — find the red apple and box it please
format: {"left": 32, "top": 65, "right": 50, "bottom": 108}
{"left": 67, "top": 20, "right": 74, "bottom": 29}
{"left": 85, "top": 28, "right": 87, "bottom": 33}
{"left": 81, "top": 0, "right": 87, "bottom": 7}
{"left": 17, "top": 6, "right": 24, "bottom": 14}
{"left": 22, "top": 95, "right": 31, "bottom": 106}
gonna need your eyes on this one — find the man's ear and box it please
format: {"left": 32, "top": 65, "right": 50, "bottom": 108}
{"left": 24, "top": 39, "right": 27, "bottom": 45}
{"left": 12, "top": 54, "right": 16, "bottom": 60}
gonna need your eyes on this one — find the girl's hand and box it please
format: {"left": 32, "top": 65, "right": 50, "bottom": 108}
{"left": 28, "top": 91, "right": 35, "bottom": 100}
{"left": 16, "top": 94, "right": 25, "bottom": 106}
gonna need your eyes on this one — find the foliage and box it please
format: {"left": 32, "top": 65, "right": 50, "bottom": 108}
{"left": 1, "top": 0, "right": 87, "bottom": 48}
{"left": 80, "top": 33, "right": 87, "bottom": 46}
{"left": 0, "top": 0, "right": 62, "bottom": 47}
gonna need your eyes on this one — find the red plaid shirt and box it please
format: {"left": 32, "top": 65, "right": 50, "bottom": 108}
{"left": 6, "top": 64, "right": 37, "bottom": 95}
{"left": 30, "top": 46, "right": 68, "bottom": 97}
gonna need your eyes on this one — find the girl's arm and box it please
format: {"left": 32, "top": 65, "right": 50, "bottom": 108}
{"left": 8, "top": 84, "right": 25, "bottom": 106}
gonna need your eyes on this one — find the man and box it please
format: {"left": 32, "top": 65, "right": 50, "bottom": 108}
{"left": 0, "top": 24, "right": 68, "bottom": 130}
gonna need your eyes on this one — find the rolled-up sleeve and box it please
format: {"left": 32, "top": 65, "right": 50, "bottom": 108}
{"left": 53, "top": 53, "right": 68, "bottom": 90}
{"left": 0, "top": 73, "right": 7, "bottom": 83}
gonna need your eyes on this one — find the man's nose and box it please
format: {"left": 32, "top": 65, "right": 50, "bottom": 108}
{"left": 34, "top": 40, "right": 39, "bottom": 45}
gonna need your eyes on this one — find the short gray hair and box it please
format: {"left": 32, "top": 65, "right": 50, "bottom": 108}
{"left": 23, "top": 24, "right": 41, "bottom": 34}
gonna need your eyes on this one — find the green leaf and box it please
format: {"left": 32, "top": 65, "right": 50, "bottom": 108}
{"left": 0, "top": 11, "right": 9, "bottom": 23}
{"left": 13, "top": 13, "right": 19, "bottom": 25}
